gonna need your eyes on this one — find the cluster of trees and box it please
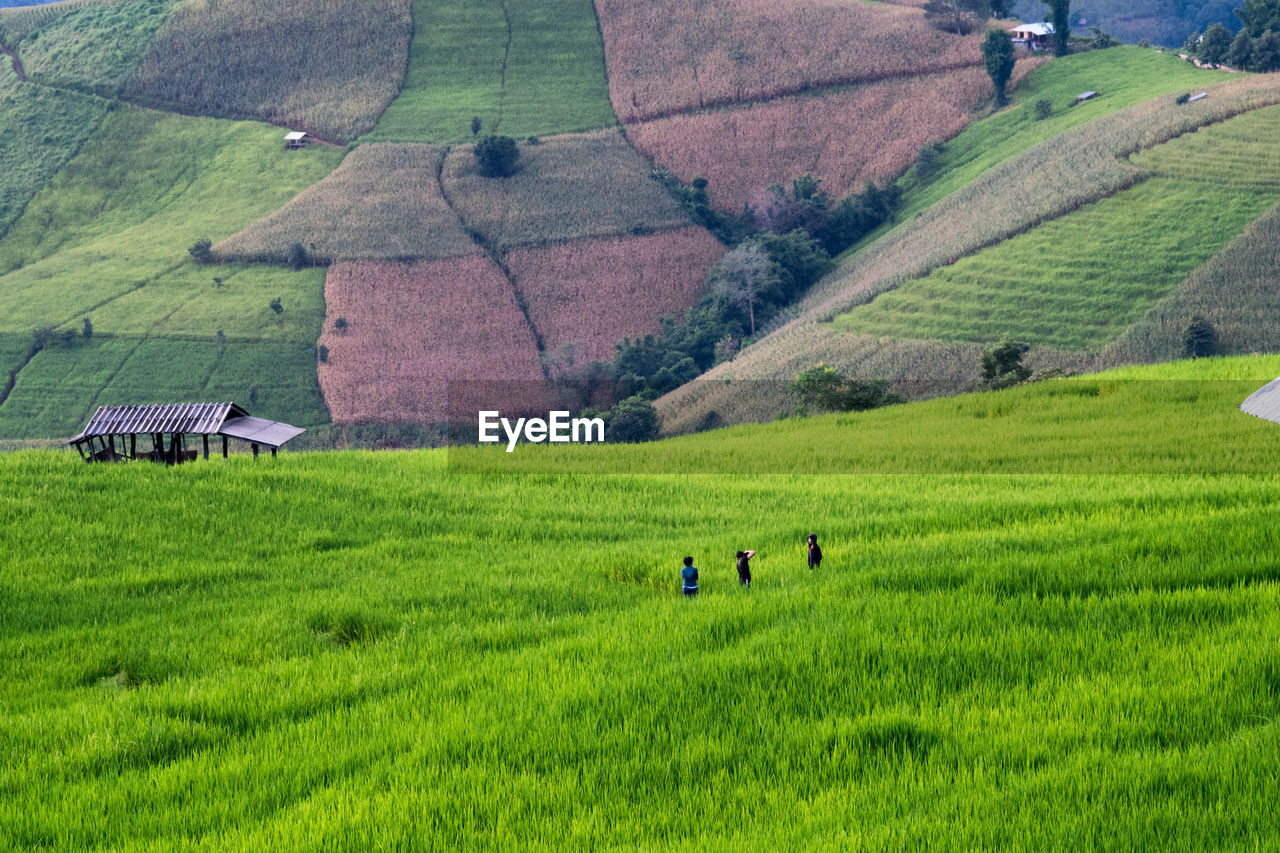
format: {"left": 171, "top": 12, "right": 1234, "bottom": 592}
{"left": 1186, "top": 1, "right": 1280, "bottom": 71}
{"left": 923, "top": 0, "right": 1011, "bottom": 35}
{"left": 612, "top": 174, "right": 901, "bottom": 400}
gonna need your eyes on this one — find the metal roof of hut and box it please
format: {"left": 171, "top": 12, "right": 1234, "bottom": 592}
{"left": 1241, "top": 378, "right": 1280, "bottom": 424}
{"left": 68, "top": 402, "right": 304, "bottom": 463}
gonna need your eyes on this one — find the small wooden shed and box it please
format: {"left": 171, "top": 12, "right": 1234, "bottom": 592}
{"left": 285, "top": 131, "right": 309, "bottom": 149}
{"left": 67, "top": 402, "right": 305, "bottom": 464}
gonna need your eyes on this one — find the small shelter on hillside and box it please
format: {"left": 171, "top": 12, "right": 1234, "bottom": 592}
{"left": 67, "top": 402, "right": 305, "bottom": 464}
{"left": 1011, "top": 22, "right": 1055, "bottom": 49}
{"left": 284, "top": 131, "right": 309, "bottom": 149}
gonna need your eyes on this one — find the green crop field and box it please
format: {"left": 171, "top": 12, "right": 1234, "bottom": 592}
{"left": 831, "top": 105, "right": 1280, "bottom": 350}
{"left": 365, "top": 0, "right": 615, "bottom": 143}
{"left": 893, "top": 47, "right": 1234, "bottom": 223}
{"left": 4, "top": 356, "right": 1280, "bottom": 849}
{"left": 0, "top": 106, "right": 344, "bottom": 438}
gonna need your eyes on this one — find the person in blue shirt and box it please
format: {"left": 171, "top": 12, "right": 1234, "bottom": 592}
{"left": 681, "top": 556, "right": 699, "bottom": 597}
{"left": 807, "top": 534, "right": 822, "bottom": 570}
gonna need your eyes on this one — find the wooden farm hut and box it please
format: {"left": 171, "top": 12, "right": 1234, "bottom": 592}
{"left": 284, "top": 131, "right": 309, "bottom": 149}
{"left": 67, "top": 402, "right": 305, "bottom": 464}
{"left": 1011, "top": 22, "right": 1054, "bottom": 49}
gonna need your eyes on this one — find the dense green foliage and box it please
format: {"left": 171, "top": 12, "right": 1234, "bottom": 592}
{"left": 0, "top": 107, "right": 343, "bottom": 438}
{"left": 5, "top": 358, "right": 1280, "bottom": 848}
{"left": 473, "top": 133, "right": 520, "bottom": 177}
{"left": 366, "top": 0, "right": 615, "bottom": 143}
{"left": 981, "top": 26, "right": 1016, "bottom": 105}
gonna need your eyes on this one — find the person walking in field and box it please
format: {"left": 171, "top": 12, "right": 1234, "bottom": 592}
{"left": 681, "top": 556, "right": 699, "bottom": 597}
{"left": 807, "top": 534, "right": 822, "bottom": 570}
{"left": 736, "top": 550, "right": 755, "bottom": 587}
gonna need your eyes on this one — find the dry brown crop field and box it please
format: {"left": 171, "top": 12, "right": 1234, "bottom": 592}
{"left": 506, "top": 226, "right": 725, "bottom": 364}
{"left": 626, "top": 65, "right": 1039, "bottom": 211}
{"left": 440, "top": 130, "right": 690, "bottom": 250}
{"left": 317, "top": 257, "right": 544, "bottom": 424}
{"left": 594, "top": 0, "right": 985, "bottom": 122}
{"left": 658, "top": 73, "right": 1280, "bottom": 429}
{"left": 125, "top": 0, "right": 412, "bottom": 142}
{"left": 215, "top": 145, "right": 477, "bottom": 265}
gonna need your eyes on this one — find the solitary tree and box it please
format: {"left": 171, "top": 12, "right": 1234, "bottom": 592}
{"left": 982, "top": 27, "right": 1016, "bottom": 105}
{"left": 709, "top": 244, "right": 778, "bottom": 336}
{"left": 471, "top": 116, "right": 482, "bottom": 136}
{"left": 1043, "top": 0, "right": 1071, "bottom": 55}
{"left": 1183, "top": 316, "right": 1219, "bottom": 358}
{"left": 1198, "top": 22, "right": 1233, "bottom": 65}
{"left": 188, "top": 237, "right": 212, "bottom": 263}
{"left": 981, "top": 338, "right": 1032, "bottom": 388}
{"left": 607, "top": 395, "right": 660, "bottom": 442}
{"left": 474, "top": 134, "right": 520, "bottom": 177}
{"left": 82, "top": 317, "right": 93, "bottom": 341}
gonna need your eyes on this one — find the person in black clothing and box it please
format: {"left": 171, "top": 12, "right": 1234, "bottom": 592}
{"left": 681, "top": 555, "right": 699, "bottom": 597}
{"left": 807, "top": 534, "right": 822, "bottom": 570}
{"left": 735, "top": 550, "right": 755, "bottom": 587}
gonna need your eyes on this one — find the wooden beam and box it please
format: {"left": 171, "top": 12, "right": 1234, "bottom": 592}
{"left": 203, "top": 434, "right": 209, "bottom": 460}
{"left": 222, "top": 435, "right": 228, "bottom": 459}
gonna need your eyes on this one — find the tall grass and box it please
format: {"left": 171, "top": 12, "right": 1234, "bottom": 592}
{"left": 505, "top": 226, "right": 725, "bottom": 364}
{"left": 215, "top": 144, "right": 477, "bottom": 264}
{"left": 595, "top": 0, "right": 988, "bottom": 122}
{"left": 124, "top": 0, "right": 413, "bottom": 141}
{"left": 365, "top": 0, "right": 615, "bottom": 143}
{"left": 5, "top": 362, "right": 1280, "bottom": 847}
{"left": 440, "top": 130, "right": 691, "bottom": 251}
{"left": 317, "top": 257, "right": 544, "bottom": 424}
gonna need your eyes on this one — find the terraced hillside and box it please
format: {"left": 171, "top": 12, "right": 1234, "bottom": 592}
{"left": 660, "top": 61, "right": 1280, "bottom": 433}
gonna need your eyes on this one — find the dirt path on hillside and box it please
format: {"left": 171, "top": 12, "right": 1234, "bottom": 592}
{"left": 1, "top": 42, "right": 26, "bottom": 82}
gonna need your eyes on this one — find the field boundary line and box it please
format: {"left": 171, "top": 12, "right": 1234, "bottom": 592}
{"left": 494, "top": 0, "right": 513, "bottom": 134}
{"left": 1, "top": 39, "right": 25, "bottom": 81}
{"left": 618, "top": 59, "right": 985, "bottom": 125}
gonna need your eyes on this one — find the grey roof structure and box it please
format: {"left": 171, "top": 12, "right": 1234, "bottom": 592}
{"left": 1241, "top": 378, "right": 1280, "bottom": 424}
{"left": 69, "top": 403, "right": 304, "bottom": 449}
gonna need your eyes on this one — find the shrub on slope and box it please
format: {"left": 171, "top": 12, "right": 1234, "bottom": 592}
{"left": 440, "top": 130, "right": 690, "bottom": 250}
{"left": 595, "top": 0, "right": 986, "bottom": 122}
{"left": 124, "top": 0, "right": 412, "bottom": 141}
{"left": 216, "top": 145, "right": 477, "bottom": 264}
{"left": 317, "top": 257, "right": 544, "bottom": 424}
{"left": 505, "top": 227, "right": 726, "bottom": 365}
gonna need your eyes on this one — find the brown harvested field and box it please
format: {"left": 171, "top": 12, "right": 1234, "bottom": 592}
{"left": 441, "top": 130, "right": 691, "bottom": 250}
{"left": 215, "top": 145, "right": 477, "bottom": 264}
{"left": 505, "top": 226, "right": 727, "bottom": 364}
{"left": 627, "top": 66, "right": 1040, "bottom": 211}
{"left": 125, "top": 0, "right": 412, "bottom": 141}
{"left": 318, "top": 257, "right": 544, "bottom": 424}
{"left": 595, "top": 0, "right": 984, "bottom": 122}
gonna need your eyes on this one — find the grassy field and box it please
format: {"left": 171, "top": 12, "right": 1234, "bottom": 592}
{"left": 365, "top": 0, "right": 615, "bottom": 143}
{"left": 893, "top": 47, "right": 1235, "bottom": 222}
{"left": 5, "top": 0, "right": 175, "bottom": 97}
{"left": 124, "top": 0, "right": 412, "bottom": 141}
{"left": 4, "top": 356, "right": 1280, "bottom": 848}
{"left": 832, "top": 104, "right": 1280, "bottom": 350}
{"left": 0, "top": 73, "right": 109, "bottom": 241}
{"left": 0, "top": 106, "right": 343, "bottom": 438}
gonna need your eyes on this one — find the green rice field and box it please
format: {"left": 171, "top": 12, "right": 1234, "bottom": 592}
{"left": 830, "top": 105, "right": 1280, "bottom": 350}
{"left": 365, "top": 0, "right": 616, "bottom": 143}
{"left": 4, "top": 356, "right": 1280, "bottom": 849}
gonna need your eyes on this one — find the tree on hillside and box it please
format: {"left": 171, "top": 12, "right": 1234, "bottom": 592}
{"left": 709, "top": 245, "right": 778, "bottom": 336}
{"left": 982, "top": 27, "right": 1016, "bottom": 105}
{"left": 980, "top": 338, "right": 1031, "bottom": 389}
{"left": 1198, "top": 22, "right": 1233, "bottom": 64}
{"left": 474, "top": 134, "right": 520, "bottom": 177}
{"left": 791, "top": 365, "right": 903, "bottom": 416}
{"left": 1228, "top": 27, "right": 1254, "bottom": 67}
{"left": 1238, "top": 0, "right": 1280, "bottom": 37}
{"left": 924, "top": 0, "right": 989, "bottom": 34}
{"left": 1042, "top": 0, "right": 1072, "bottom": 55}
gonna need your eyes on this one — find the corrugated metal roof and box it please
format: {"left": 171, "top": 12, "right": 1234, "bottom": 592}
{"left": 219, "top": 416, "right": 306, "bottom": 449}
{"left": 71, "top": 403, "right": 248, "bottom": 441}
{"left": 1241, "top": 378, "right": 1280, "bottom": 424}
{"left": 1013, "top": 22, "right": 1054, "bottom": 36}
{"left": 284, "top": 131, "right": 307, "bottom": 141}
